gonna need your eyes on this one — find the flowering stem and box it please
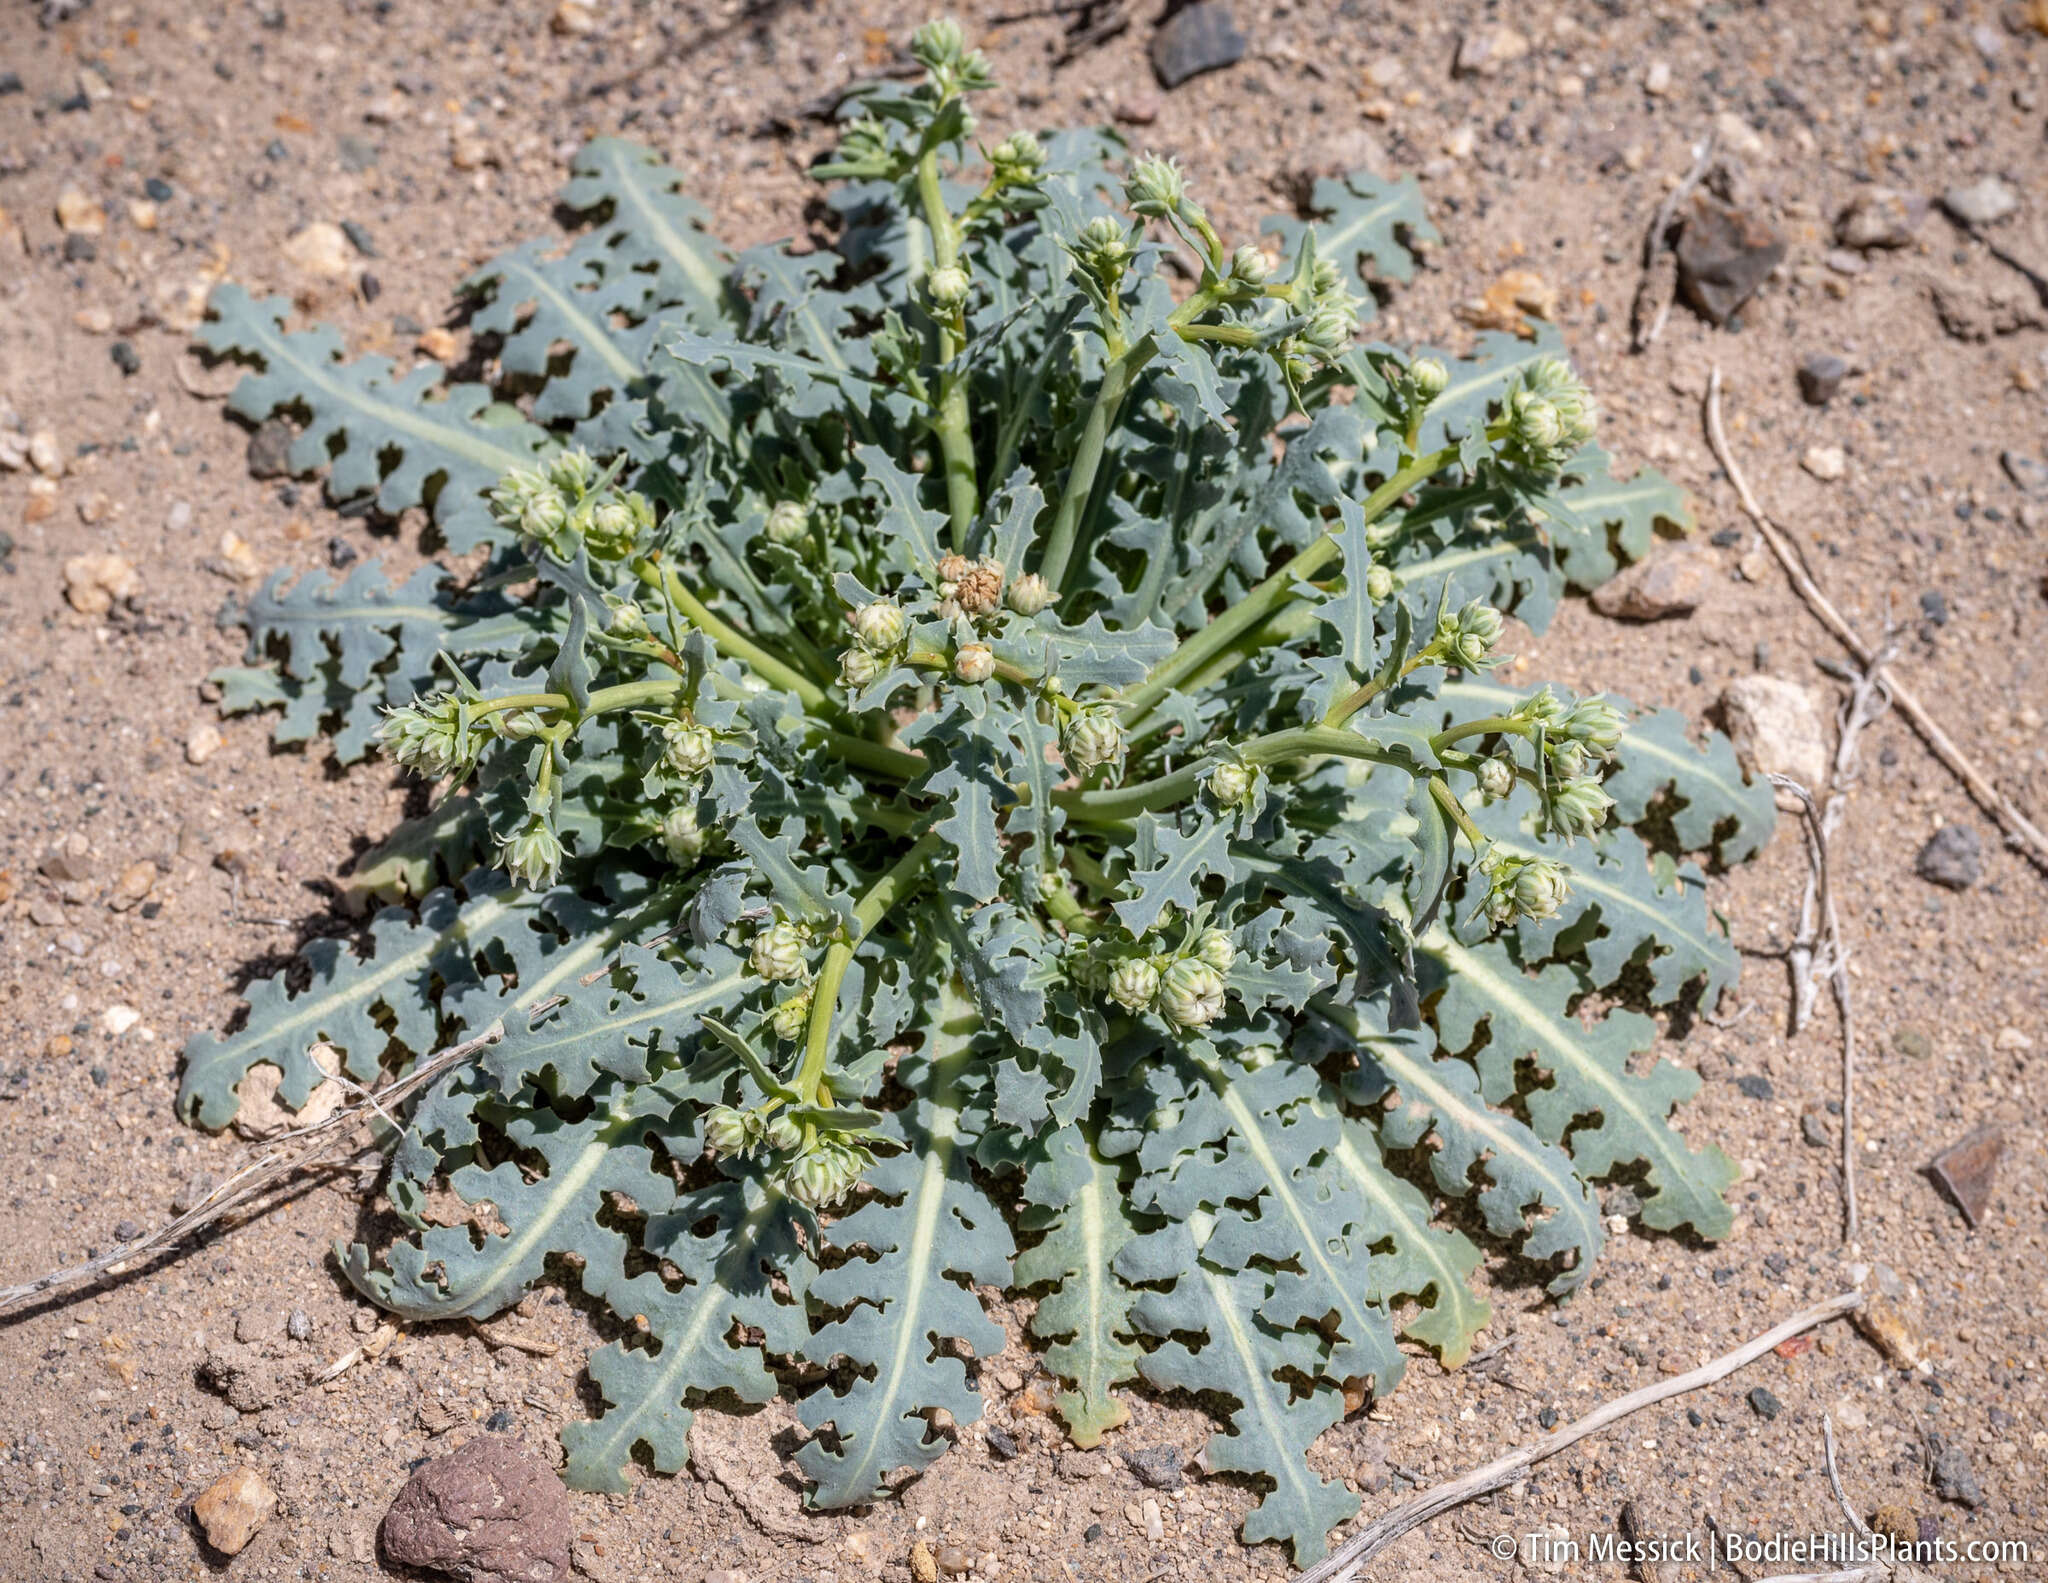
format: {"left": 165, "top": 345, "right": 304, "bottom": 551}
{"left": 1035, "top": 342, "right": 1152, "bottom": 593}
{"left": 916, "top": 147, "right": 978, "bottom": 549}
{"left": 794, "top": 830, "right": 945, "bottom": 1107}
{"left": 1323, "top": 651, "right": 1434, "bottom": 729}
{"left": 636, "top": 561, "right": 832, "bottom": 713}
{"left": 1055, "top": 723, "right": 1411, "bottom": 823}
{"left": 1119, "top": 441, "right": 1464, "bottom": 724}
{"left": 1427, "top": 774, "right": 1486, "bottom": 849}
{"left": 1430, "top": 715, "right": 1531, "bottom": 754}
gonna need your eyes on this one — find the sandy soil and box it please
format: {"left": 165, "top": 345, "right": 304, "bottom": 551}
{"left": 1, "top": 2, "right": 2045, "bottom": 1581}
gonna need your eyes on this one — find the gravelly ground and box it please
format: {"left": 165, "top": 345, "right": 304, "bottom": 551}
{"left": 0, "top": 2, "right": 2045, "bottom": 1581}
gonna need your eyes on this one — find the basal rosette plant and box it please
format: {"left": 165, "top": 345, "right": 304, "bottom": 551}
{"left": 184, "top": 19, "right": 1773, "bottom": 1561}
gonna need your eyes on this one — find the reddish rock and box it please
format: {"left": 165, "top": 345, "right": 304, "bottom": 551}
{"left": 1589, "top": 548, "right": 1715, "bottom": 621}
{"left": 379, "top": 1436, "right": 573, "bottom": 1583}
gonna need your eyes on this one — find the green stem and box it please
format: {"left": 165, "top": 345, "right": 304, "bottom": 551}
{"left": 793, "top": 830, "right": 944, "bottom": 1106}
{"left": 1430, "top": 714, "right": 1531, "bottom": 754}
{"left": 1036, "top": 343, "right": 1152, "bottom": 592}
{"left": 916, "top": 148, "right": 977, "bottom": 549}
{"left": 1323, "top": 649, "right": 1437, "bottom": 729}
{"left": 1055, "top": 723, "right": 1409, "bottom": 824}
{"left": 636, "top": 561, "right": 832, "bottom": 714}
{"left": 1428, "top": 775, "right": 1486, "bottom": 849}
{"left": 1119, "top": 440, "right": 1463, "bottom": 724}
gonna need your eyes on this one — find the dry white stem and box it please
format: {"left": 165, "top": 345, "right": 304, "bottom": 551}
{"left": 1292, "top": 1291, "right": 1866, "bottom": 1583}
{"left": 1703, "top": 367, "right": 2048, "bottom": 874}
{"left": 1632, "top": 131, "right": 1717, "bottom": 352}
{"left": 0, "top": 1020, "right": 506, "bottom": 1316}
{"left": 1822, "top": 1417, "right": 1875, "bottom": 1540}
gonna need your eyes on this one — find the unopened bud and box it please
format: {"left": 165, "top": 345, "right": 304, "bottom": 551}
{"left": 662, "top": 722, "right": 716, "bottom": 777}
{"left": 1206, "top": 761, "right": 1253, "bottom": 806}
{"left": 1108, "top": 957, "right": 1161, "bottom": 1012}
{"left": 853, "top": 600, "right": 907, "bottom": 653}
{"left": 749, "top": 919, "right": 813, "bottom": 983}
{"left": 764, "top": 500, "right": 809, "bottom": 546}
{"left": 1006, "top": 572, "right": 1055, "bottom": 616}
{"left": 954, "top": 642, "right": 995, "bottom": 684}
{"left": 926, "top": 266, "right": 971, "bottom": 311}
{"left": 1158, "top": 958, "right": 1227, "bottom": 1028}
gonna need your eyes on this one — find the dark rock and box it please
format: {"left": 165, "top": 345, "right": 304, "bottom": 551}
{"left": 1928, "top": 1125, "right": 2004, "bottom": 1228}
{"left": 2002, "top": 451, "right": 2048, "bottom": 497}
{"left": 263, "top": 138, "right": 290, "bottom": 163}
{"left": 340, "top": 219, "right": 378, "bottom": 258}
{"left": 1797, "top": 353, "right": 1846, "bottom": 406}
{"left": 1834, "top": 186, "right": 1927, "bottom": 250}
{"left": 1120, "top": 1445, "right": 1185, "bottom": 1491}
{"left": 484, "top": 1409, "right": 513, "bottom": 1432}
{"left": 1747, "top": 1386, "right": 1781, "bottom": 1420}
{"left": 64, "top": 233, "right": 98, "bottom": 263}
{"left": 1800, "top": 1112, "right": 1829, "bottom": 1148}
{"left": 109, "top": 341, "right": 139, "bottom": 376}
{"left": 1675, "top": 192, "right": 1786, "bottom": 325}
{"left": 1918, "top": 590, "right": 1948, "bottom": 626}
{"left": 246, "top": 417, "right": 297, "bottom": 478}
{"left": 112, "top": 1219, "right": 141, "bottom": 1241}
{"left": 984, "top": 1424, "right": 1019, "bottom": 1461}
{"left": 1149, "top": 1, "right": 1244, "bottom": 89}
{"left": 1941, "top": 177, "right": 2018, "bottom": 227}
{"left": 379, "top": 1436, "right": 573, "bottom": 1583}
{"left": 0, "top": 73, "right": 22, "bottom": 96}
{"left": 328, "top": 536, "right": 361, "bottom": 569}
{"left": 360, "top": 271, "right": 382, "bottom": 302}
{"left": 1915, "top": 825, "right": 1981, "bottom": 890}
{"left": 1083, "top": 1523, "right": 1103, "bottom": 1543}
{"left": 1735, "top": 1074, "right": 1774, "bottom": 1101}
{"left": 144, "top": 176, "right": 172, "bottom": 201}
{"left": 1537, "top": 1406, "right": 1558, "bottom": 1429}
{"left": 1928, "top": 1437, "right": 1984, "bottom": 1508}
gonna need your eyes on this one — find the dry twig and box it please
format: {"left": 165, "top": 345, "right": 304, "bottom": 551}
{"left": 1630, "top": 132, "right": 1715, "bottom": 352}
{"left": 1703, "top": 367, "right": 2048, "bottom": 874}
{"left": 1290, "top": 1291, "right": 1866, "bottom": 1583}
{"left": 0, "top": 1021, "right": 506, "bottom": 1318}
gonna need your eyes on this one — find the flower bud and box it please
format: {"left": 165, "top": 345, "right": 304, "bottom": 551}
{"left": 1311, "top": 259, "right": 1343, "bottom": 297}
{"left": 1515, "top": 685, "right": 1569, "bottom": 728}
{"left": 1158, "top": 958, "right": 1227, "bottom": 1028}
{"left": 853, "top": 599, "right": 907, "bottom": 653}
{"left": 581, "top": 494, "right": 640, "bottom": 558}
{"left": 1547, "top": 737, "right": 1590, "bottom": 781}
{"left": 500, "top": 818, "right": 563, "bottom": 891}
{"left": 1434, "top": 599, "right": 1504, "bottom": 670}
{"left": 1108, "top": 957, "right": 1161, "bottom": 1012}
{"left": 785, "top": 1137, "right": 872, "bottom": 1208}
{"left": 1478, "top": 755, "right": 1515, "bottom": 801}
{"left": 1228, "top": 243, "right": 1269, "bottom": 286}
{"left": 926, "top": 266, "right": 971, "bottom": 311}
{"left": 761, "top": 1114, "right": 803, "bottom": 1155}
{"left": 990, "top": 130, "right": 1046, "bottom": 180}
{"left": 1563, "top": 695, "right": 1626, "bottom": 758}
{"left": 702, "top": 1105, "right": 752, "bottom": 1156}
{"left": 520, "top": 486, "right": 570, "bottom": 546}
{"left": 953, "top": 643, "right": 995, "bottom": 684}
{"left": 547, "top": 449, "right": 598, "bottom": 497}
{"left": 1206, "top": 761, "right": 1253, "bottom": 806}
{"left": 749, "top": 919, "right": 813, "bottom": 983}
{"left": 1006, "top": 572, "right": 1055, "bottom": 616}
{"left": 768, "top": 989, "right": 813, "bottom": 1042}
{"left": 1482, "top": 851, "right": 1570, "bottom": 928}
{"left": 1407, "top": 356, "right": 1449, "bottom": 402}
{"left": 1193, "top": 928, "right": 1235, "bottom": 974}
{"left": 1124, "top": 154, "right": 1186, "bottom": 218}
{"left": 1300, "top": 304, "right": 1356, "bottom": 358}
{"left": 1365, "top": 562, "right": 1395, "bottom": 604}
{"left": 608, "top": 599, "right": 648, "bottom": 636}
{"left": 1548, "top": 776, "right": 1614, "bottom": 841}
{"left": 764, "top": 500, "right": 809, "bottom": 546}
{"left": 839, "top": 647, "right": 885, "bottom": 690}
{"left": 497, "top": 709, "right": 545, "bottom": 741}
{"left": 662, "top": 721, "right": 717, "bottom": 777}
{"left": 660, "top": 803, "right": 706, "bottom": 863}
{"left": 488, "top": 465, "right": 550, "bottom": 529}
{"left": 1062, "top": 706, "right": 1125, "bottom": 778}
{"left": 910, "top": 17, "right": 965, "bottom": 70}
{"left": 1071, "top": 215, "right": 1133, "bottom": 279}
{"left": 378, "top": 695, "right": 482, "bottom": 780}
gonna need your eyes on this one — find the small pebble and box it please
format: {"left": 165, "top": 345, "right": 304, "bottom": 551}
{"left": 1801, "top": 444, "right": 1846, "bottom": 482}
{"left": 1797, "top": 353, "right": 1846, "bottom": 406}
{"left": 1801, "top": 1112, "right": 1829, "bottom": 1148}
{"left": 286, "top": 1309, "right": 313, "bottom": 1342}
{"left": 1893, "top": 1027, "right": 1933, "bottom": 1060}
{"left": 1735, "top": 1075, "right": 1774, "bottom": 1101}
{"left": 1747, "top": 1386, "right": 1781, "bottom": 1420}
{"left": 109, "top": 342, "right": 140, "bottom": 376}
{"left": 1915, "top": 825, "right": 1981, "bottom": 891}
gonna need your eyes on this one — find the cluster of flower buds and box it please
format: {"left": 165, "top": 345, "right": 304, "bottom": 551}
{"left": 767, "top": 987, "right": 813, "bottom": 1042}
{"left": 1276, "top": 256, "right": 1362, "bottom": 389}
{"left": 1427, "top": 599, "right": 1505, "bottom": 671}
{"left": 1062, "top": 703, "right": 1125, "bottom": 780}
{"left": 1500, "top": 356, "right": 1598, "bottom": 475}
{"left": 701, "top": 1104, "right": 874, "bottom": 1207}
{"left": 934, "top": 552, "right": 1005, "bottom": 620}
{"left": 378, "top": 693, "right": 486, "bottom": 781}
{"left": 910, "top": 16, "right": 992, "bottom": 99}
{"left": 839, "top": 598, "right": 908, "bottom": 691}
{"left": 1069, "top": 214, "right": 1137, "bottom": 292}
{"left": 1478, "top": 848, "right": 1568, "bottom": 928}
{"left": 1205, "top": 760, "right": 1256, "bottom": 807}
{"left": 1509, "top": 686, "right": 1625, "bottom": 840}
{"left": 487, "top": 449, "right": 653, "bottom": 563}
{"left": 1085, "top": 926, "right": 1236, "bottom": 1029}
{"left": 985, "top": 130, "right": 1047, "bottom": 190}
{"left": 499, "top": 816, "right": 564, "bottom": 891}
{"left": 749, "top": 917, "right": 815, "bottom": 983}
{"left": 1124, "top": 153, "right": 1224, "bottom": 258}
